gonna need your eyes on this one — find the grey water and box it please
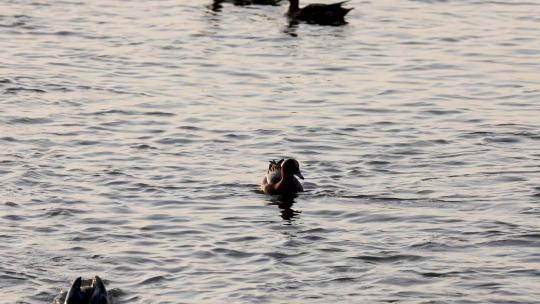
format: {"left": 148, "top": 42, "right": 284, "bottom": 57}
{"left": 1, "top": 0, "right": 540, "bottom": 303}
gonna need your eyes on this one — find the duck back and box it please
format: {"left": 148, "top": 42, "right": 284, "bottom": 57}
{"left": 289, "top": 0, "right": 353, "bottom": 25}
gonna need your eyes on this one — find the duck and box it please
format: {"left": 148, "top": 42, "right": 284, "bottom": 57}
{"left": 64, "top": 276, "right": 109, "bottom": 304}
{"left": 287, "top": 0, "right": 353, "bottom": 25}
{"left": 261, "top": 159, "right": 304, "bottom": 196}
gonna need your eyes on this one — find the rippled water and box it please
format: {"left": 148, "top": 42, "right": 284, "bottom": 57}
{"left": 1, "top": 0, "right": 540, "bottom": 303}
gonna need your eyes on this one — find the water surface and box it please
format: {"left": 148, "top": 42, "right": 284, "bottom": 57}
{"left": 1, "top": 0, "right": 539, "bottom": 303}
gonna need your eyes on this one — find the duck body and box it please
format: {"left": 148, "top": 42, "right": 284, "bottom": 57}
{"left": 261, "top": 159, "right": 304, "bottom": 196}
{"left": 288, "top": 0, "right": 353, "bottom": 25}
{"left": 64, "top": 276, "right": 109, "bottom": 304}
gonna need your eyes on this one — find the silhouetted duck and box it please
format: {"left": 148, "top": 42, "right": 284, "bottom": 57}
{"left": 261, "top": 159, "right": 304, "bottom": 196}
{"left": 64, "top": 276, "right": 109, "bottom": 304}
{"left": 287, "top": 0, "right": 353, "bottom": 25}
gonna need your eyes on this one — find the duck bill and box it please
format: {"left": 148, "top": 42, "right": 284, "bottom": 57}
{"left": 295, "top": 171, "right": 304, "bottom": 180}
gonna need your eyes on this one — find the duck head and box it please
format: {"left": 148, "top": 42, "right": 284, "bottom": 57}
{"left": 288, "top": 0, "right": 300, "bottom": 12}
{"left": 281, "top": 158, "right": 304, "bottom": 181}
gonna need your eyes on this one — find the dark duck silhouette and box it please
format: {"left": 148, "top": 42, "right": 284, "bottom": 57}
{"left": 64, "top": 276, "right": 109, "bottom": 304}
{"left": 261, "top": 159, "right": 304, "bottom": 196}
{"left": 287, "top": 0, "right": 353, "bottom": 25}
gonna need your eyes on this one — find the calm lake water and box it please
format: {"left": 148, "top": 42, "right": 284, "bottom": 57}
{"left": 1, "top": 0, "right": 540, "bottom": 303}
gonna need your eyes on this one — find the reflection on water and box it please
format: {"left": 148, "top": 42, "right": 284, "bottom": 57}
{"left": 268, "top": 196, "right": 302, "bottom": 222}
{"left": 283, "top": 21, "right": 299, "bottom": 37}
{"left": 1, "top": 0, "right": 540, "bottom": 303}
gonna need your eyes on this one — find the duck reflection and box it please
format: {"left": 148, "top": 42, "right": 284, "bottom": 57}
{"left": 268, "top": 195, "right": 301, "bottom": 222}
{"left": 283, "top": 20, "right": 299, "bottom": 37}
{"left": 209, "top": 0, "right": 283, "bottom": 12}
{"left": 284, "top": 17, "right": 349, "bottom": 38}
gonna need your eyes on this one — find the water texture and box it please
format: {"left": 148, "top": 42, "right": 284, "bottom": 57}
{"left": 1, "top": 0, "right": 539, "bottom": 303}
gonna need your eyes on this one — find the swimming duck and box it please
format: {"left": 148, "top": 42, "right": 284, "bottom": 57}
{"left": 64, "top": 276, "right": 109, "bottom": 304}
{"left": 287, "top": 0, "right": 353, "bottom": 25}
{"left": 261, "top": 159, "right": 304, "bottom": 196}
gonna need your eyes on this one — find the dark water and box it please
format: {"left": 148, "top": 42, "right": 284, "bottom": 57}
{"left": 1, "top": 0, "right": 540, "bottom": 303}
